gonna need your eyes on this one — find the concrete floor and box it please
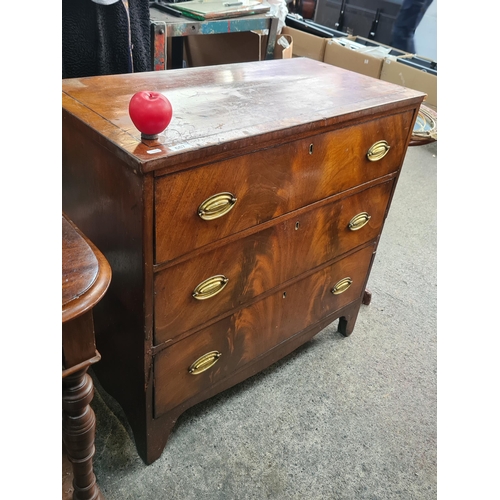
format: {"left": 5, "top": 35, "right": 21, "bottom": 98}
{"left": 65, "top": 140, "right": 437, "bottom": 500}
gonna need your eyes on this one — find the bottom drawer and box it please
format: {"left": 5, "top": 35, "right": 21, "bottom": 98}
{"left": 153, "top": 244, "right": 375, "bottom": 417}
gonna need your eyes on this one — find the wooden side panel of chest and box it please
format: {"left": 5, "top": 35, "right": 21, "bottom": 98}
{"left": 62, "top": 111, "right": 154, "bottom": 427}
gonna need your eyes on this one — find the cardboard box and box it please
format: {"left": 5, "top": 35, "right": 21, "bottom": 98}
{"left": 323, "top": 35, "right": 408, "bottom": 79}
{"left": 380, "top": 56, "right": 437, "bottom": 108}
{"left": 281, "top": 26, "right": 327, "bottom": 61}
{"left": 274, "top": 34, "right": 293, "bottom": 59}
{"left": 184, "top": 31, "right": 293, "bottom": 68}
{"left": 345, "top": 36, "right": 410, "bottom": 58}
{"left": 184, "top": 31, "right": 267, "bottom": 67}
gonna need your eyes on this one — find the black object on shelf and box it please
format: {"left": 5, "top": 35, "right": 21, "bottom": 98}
{"left": 150, "top": 0, "right": 189, "bottom": 7}
{"left": 151, "top": 1, "right": 183, "bottom": 16}
{"left": 285, "top": 14, "right": 348, "bottom": 38}
{"left": 398, "top": 56, "right": 437, "bottom": 75}
{"left": 314, "top": 0, "right": 403, "bottom": 45}
{"left": 368, "top": 8, "right": 381, "bottom": 40}
{"left": 335, "top": 0, "right": 346, "bottom": 32}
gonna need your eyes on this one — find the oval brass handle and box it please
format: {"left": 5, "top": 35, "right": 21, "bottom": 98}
{"left": 192, "top": 275, "right": 229, "bottom": 300}
{"left": 198, "top": 192, "right": 237, "bottom": 220}
{"left": 188, "top": 351, "right": 222, "bottom": 375}
{"left": 348, "top": 212, "right": 371, "bottom": 231}
{"left": 331, "top": 277, "right": 353, "bottom": 295}
{"left": 367, "top": 140, "right": 391, "bottom": 161}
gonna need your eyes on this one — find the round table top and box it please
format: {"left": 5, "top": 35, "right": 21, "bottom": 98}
{"left": 62, "top": 214, "right": 112, "bottom": 323}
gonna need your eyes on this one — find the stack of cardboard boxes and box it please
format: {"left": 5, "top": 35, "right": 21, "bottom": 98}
{"left": 281, "top": 25, "right": 437, "bottom": 109}
{"left": 183, "top": 24, "right": 436, "bottom": 110}
{"left": 184, "top": 31, "right": 293, "bottom": 67}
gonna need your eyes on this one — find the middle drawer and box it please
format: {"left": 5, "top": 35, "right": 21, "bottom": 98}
{"left": 153, "top": 180, "right": 394, "bottom": 345}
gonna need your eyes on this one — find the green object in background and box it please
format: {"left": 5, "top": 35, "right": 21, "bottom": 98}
{"left": 168, "top": 0, "right": 270, "bottom": 20}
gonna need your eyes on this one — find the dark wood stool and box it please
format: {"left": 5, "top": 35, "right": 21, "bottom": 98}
{"left": 62, "top": 214, "right": 111, "bottom": 500}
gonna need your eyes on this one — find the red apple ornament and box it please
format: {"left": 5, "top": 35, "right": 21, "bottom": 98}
{"left": 129, "top": 91, "right": 173, "bottom": 140}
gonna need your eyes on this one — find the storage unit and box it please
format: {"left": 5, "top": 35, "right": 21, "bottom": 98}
{"left": 323, "top": 35, "right": 407, "bottom": 78}
{"left": 314, "top": 0, "right": 403, "bottom": 46}
{"left": 183, "top": 31, "right": 293, "bottom": 67}
{"left": 281, "top": 25, "right": 329, "bottom": 60}
{"left": 150, "top": 5, "right": 279, "bottom": 69}
{"left": 284, "top": 13, "right": 348, "bottom": 38}
{"left": 381, "top": 55, "right": 437, "bottom": 107}
{"left": 62, "top": 58, "right": 424, "bottom": 465}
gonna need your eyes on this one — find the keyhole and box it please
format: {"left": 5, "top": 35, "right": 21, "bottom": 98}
{"left": 283, "top": 292, "right": 287, "bottom": 299}
{"left": 295, "top": 221, "right": 300, "bottom": 230}
{"left": 309, "top": 144, "right": 314, "bottom": 154}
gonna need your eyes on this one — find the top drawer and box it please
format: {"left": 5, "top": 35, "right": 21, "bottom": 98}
{"left": 155, "top": 111, "right": 413, "bottom": 264}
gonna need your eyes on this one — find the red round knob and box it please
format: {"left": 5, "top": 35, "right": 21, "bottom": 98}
{"left": 129, "top": 90, "right": 173, "bottom": 140}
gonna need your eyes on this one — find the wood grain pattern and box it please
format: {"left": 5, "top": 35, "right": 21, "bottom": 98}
{"left": 62, "top": 371, "right": 102, "bottom": 500}
{"left": 62, "top": 58, "right": 424, "bottom": 174}
{"left": 154, "top": 180, "right": 394, "bottom": 344}
{"left": 62, "top": 217, "right": 98, "bottom": 307}
{"left": 62, "top": 215, "right": 112, "bottom": 369}
{"left": 154, "top": 243, "right": 376, "bottom": 416}
{"left": 62, "top": 215, "right": 112, "bottom": 324}
{"left": 154, "top": 111, "right": 412, "bottom": 263}
{"left": 62, "top": 214, "right": 111, "bottom": 500}
{"left": 62, "top": 59, "right": 425, "bottom": 464}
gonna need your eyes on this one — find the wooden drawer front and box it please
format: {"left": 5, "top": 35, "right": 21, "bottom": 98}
{"left": 154, "top": 111, "right": 413, "bottom": 264}
{"left": 154, "top": 181, "right": 393, "bottom": 344}
{"left": 153, "top": 244, "right": 375, "bottom": 416}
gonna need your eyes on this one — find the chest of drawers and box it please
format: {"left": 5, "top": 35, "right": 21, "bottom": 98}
{"left": 62, "top": 58, "right": 424, "bottom": 464}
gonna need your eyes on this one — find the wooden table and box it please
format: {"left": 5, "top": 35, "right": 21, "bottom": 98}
{"left": 62, "top": 214, "right": 111, "bottom": 500}
{"left": 150, "top": 2, "right": 279, "bottom": 69}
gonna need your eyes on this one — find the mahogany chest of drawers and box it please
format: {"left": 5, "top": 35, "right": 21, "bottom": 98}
{"left": 62, "top": 58, "right": 424, "bottom": 464}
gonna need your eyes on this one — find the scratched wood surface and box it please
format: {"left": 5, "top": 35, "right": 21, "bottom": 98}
{"left": 62, "top": 58, "right": 424, "bottom": 173}
{"left": 62, "top": 214, "right": 112, "bottom": 324}
{"left": 62, "top": 214, "right": 99, "bottom": 309}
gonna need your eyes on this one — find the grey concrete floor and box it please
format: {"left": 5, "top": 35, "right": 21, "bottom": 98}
{"left": 89, "top": 141, "right": 437, "bottom": 500}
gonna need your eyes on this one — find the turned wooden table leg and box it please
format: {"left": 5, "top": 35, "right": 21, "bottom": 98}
{"left": 362, "top": 289, "right": 372, "bottom": 305}
{"left": 62, "top": 369, "right": 103, "bottom": 500}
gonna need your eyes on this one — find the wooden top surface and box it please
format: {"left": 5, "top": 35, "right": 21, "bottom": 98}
{"left": 62, "top": 58, "right": 425, "bottom": 173}
{"left": 62, "top": 214, "right": 112, "bottom": 323}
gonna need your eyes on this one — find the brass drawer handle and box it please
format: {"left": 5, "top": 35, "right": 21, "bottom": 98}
{"left": 332, "top": 277, "right": 353, "bottom": 295}
{"left": 192, "top": 275, "right": 229, "bottom": 300}
{"left": 188, "top": 351, "right": 222, "bottom": 375}
{"left": 367, "top": 140, "right": 391, "bottom": 161}
{"left": 348, "top": 212, "right": 371, "bottom": 231}
{"left": 198, "top": 192, "right": 237, "bottom": 220}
